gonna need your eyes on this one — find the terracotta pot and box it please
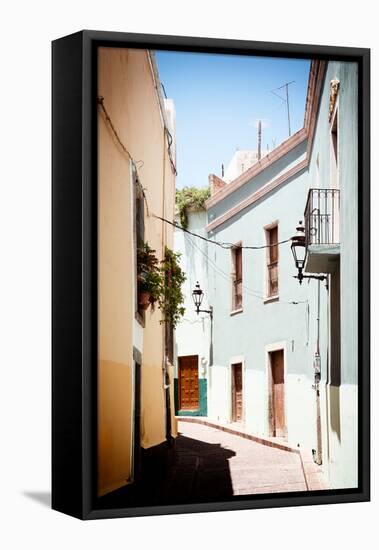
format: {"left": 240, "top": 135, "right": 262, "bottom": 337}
{"left": 138, "top": 291, "right": 151, "bottom": 310}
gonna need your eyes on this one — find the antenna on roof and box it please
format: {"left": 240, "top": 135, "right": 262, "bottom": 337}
{"left": 257, "top": 120, "right": 262, "bottom": 160}
{"left": 221, "top": 163, "right": 224, "bottom": 178}
{"left": 271, "top": 80, "right": 295, "bottom": 137}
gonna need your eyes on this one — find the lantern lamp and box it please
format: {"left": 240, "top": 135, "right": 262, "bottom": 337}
{"left": 192, "top": 281, "right": 212, "bottom": 318}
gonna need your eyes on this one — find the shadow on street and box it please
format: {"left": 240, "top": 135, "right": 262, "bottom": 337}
{"left": 99, "top": 432, "right": 236, "bottom": 509}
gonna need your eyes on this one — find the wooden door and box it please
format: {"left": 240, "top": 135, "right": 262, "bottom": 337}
{"left": 179, "top": 356, "right": 199, "bottom": 411}
{"left": 269, "top": 350, "right": 286, "bottom": 438}
{"left": 232, "top": 363, "right": 243, "bottom": 422}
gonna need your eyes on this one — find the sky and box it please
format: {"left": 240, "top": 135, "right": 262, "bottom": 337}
{"left": 155, "top": 51, "right": 311, "bottom": 189}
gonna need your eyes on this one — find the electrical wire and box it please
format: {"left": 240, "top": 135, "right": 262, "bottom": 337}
{"left": 98, "top": 95, "right": 304, "bottom": 306}
{"left": 98, "top": 96, "right": 293, "bottom": 253}
{"left": 184, "top": 233, "right": 265, "bottom": 300}
{"left": 183, "top": 231, "right": 308, "bottom": 306}
{"left": 180, "top": 317, "right": 206, "bottom": 324}
{"left": 153, "top": 214, "right": 292, "bottom": 251}
{"left": 98, "top": 96, "right": 133, "bottom": 160}
{"left": 98, "top": 96, "right": 152, "bottom": 216}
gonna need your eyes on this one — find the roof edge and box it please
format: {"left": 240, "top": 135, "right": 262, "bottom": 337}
{"left": 206, "top": 157, "right": 308, "bottom": 233}
{"left": 205, "top": 59, "right": 327, "bottom": 212}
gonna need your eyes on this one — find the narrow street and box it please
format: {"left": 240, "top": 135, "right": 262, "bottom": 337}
{"left": 100, "top": 420, "right": 312, "bottom": 509}
{"left": 93, "top": 49, "right": 359, "bottom": 506}
{"left": 168, "top": 421, "right": 308, "bottom": 499}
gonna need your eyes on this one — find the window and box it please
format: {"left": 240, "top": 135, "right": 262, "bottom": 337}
{"left": 231, "top": 244, "right": 243, "bottom": 310}
{"left": 330, "top": 107, "right": 339, "bottom": 189}
{"left": 330, "top": 100, "right": 340, "bottom": 242}
{"left": 266, "top": 225, "right": 279, "bottom": 298}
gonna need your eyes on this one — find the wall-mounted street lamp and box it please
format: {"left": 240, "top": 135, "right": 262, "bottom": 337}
{"left": 192, "top": 281, "right": 213, "bottom": 318}
{"left": 291, "top": 221, "right": 326, "bottom": 285}
{"left": 291, "top": 221, "right": 324, "bottom": 465}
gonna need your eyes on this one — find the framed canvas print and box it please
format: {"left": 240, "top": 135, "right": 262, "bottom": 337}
{"left": 52, "top": 30, "right": 370, "bottom": 520}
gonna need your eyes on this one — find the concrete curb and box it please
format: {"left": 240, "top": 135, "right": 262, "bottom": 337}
{"left": 299, "top": 449, "right": 329, "bottom": 491}
{"left": 177, "top": 416, "right": 299, "bottom": 453}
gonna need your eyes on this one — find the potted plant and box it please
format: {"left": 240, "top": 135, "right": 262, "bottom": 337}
{"left": 137, "top": 242, "right": 162, "bottom": 310}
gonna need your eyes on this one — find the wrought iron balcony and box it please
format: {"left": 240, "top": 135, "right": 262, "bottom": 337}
{"left": 304, "top": 188, "right": 340, "bottom": 246}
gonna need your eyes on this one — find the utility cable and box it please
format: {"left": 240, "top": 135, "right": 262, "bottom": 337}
{"left": 153, "top": 214, "right": 292, "bottom": 251}
{"left": 183, "top": 231, "right": 308, "bottom": 306}
{"left": 98, "top": 95, "right": 303, "bottom": 301}
{"left": 97, "top": 96, "right": 293, "bottom": 253}
{"left": 98, "top": 96, "right": 150, "bottom": 216}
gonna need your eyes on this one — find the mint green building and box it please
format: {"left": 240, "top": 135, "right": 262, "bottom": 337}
{"left": 174, "top": 60, "right": 358, "bottom": 490}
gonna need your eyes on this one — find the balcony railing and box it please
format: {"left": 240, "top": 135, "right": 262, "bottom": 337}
{"left": 304, "top": 188, "right": 340, "bottom": 246}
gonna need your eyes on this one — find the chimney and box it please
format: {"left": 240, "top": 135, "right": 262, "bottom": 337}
{"left": 209, "top": 174, "right": 227, "bottom": 196}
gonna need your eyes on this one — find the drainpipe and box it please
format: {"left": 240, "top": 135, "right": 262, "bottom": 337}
{"left": 209, "top": 306, "right": 213, "bottom": 367}
{"left": 160, "top": 113, "right": 173, "bottom": 447}
{"left": 313, "top": 280, "right": 323, "bottom": 465}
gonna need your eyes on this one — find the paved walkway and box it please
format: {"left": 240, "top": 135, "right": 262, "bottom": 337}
{"left": 100, "top": 420, "right": 326, "bottom": 509}
{"left": 171, "top": 420, "right": 308, "bottom": 498}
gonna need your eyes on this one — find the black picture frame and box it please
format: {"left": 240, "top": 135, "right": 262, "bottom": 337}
{"left": 52, "top": 30, "right": 370, "bottom": 520}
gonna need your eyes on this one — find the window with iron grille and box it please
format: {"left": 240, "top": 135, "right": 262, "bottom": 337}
{"left": 231, "top": 244, "right": 243, "bottom": 310}
{"left": 266, "top": 225, "right": 279, "bottom": 298}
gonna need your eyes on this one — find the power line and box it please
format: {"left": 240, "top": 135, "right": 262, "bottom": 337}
{"left": 98, "top": 94, "right": 177, "bottom": 191}
{"left": 99, "top": 95, "right": 303, "bottom": 304}
{"left": 98, "top": 96, "right": 153, "bottom": 216}
{"left": 183, "top": 232, "right": 265, "bottom": 301}
{"left": 99, "top": 94, "right": 305, "bottom": 307}
{"left": 180, "top": 317, "right": 206, "bottom": 324}
{"left": 153, "top": 214, "right": 292, "bottom": 251}
{"left": 97, "top": 94, "right": 308, "bottom": 305}
{"left": 98, "top": 96, "right": 132, "bottom": 161}
{"left": 98, "top": 96, "right": 293, "bottom": 253}
{"left": 183, "top": 231, "right": 308, "bottom": 306}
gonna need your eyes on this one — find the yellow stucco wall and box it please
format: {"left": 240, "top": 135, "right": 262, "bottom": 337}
{"left": 98, "top": 46, "right": 177, "bottom": 497}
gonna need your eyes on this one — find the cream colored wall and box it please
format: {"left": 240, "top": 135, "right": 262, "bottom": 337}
{"left": 98, "top": 51, "right": 134, "bottom": 496}
{"left": 98, "top": 47, "right": 176, "bottom": 497}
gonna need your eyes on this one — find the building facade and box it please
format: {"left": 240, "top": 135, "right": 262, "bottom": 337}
{"left": 174, "top": 209, "right": 211, "bottom": 416}
{"left": 205, "top": 128, "right": 312, "bottom": 445}
{"left": 303, "top": 61, "right": 358, "bottom": 489}
{"left": 174, "top": 59, "right": 358, "bottom": 490}
{"left": 97, "top": 47, "right": 177, "bottom": 497}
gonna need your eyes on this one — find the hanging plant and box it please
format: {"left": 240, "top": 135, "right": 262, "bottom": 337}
{"left": 175, "top": 186, "right": 211, "bottom": 229}
{"left": 158, "top": 247, "right": 186, "bottom": 329}
{"left": 137, "top": 242, "right": 163, "bottom": 309}
{"left": 136, "top": 243, "right": 186, "bottom": 324}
